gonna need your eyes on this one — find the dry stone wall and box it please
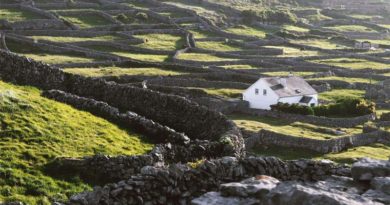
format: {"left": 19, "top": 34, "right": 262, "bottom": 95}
{"left": 5, "top": 34, "right": 120, "bottom": 61}
{"left": 66, "top": 156, "right": 350, "bottom": 205}
{"left": 0, "top": 50, "right": 245, "bottom": 158}
{"left": 145, "top": 76, "right": 250, "bottom": 89}
{"left": 8, "top": 19, "right": 69, "bottom": 30}
{"left": 42, "top": 89, "right": 190, "bottom": 145}
{"left": 125, "top": 83, "right": 249, "bottom": 114}
{"left": 36, "top": 2, "right": 101, "bottom": 9}
{"left": 49, "top": 139, "right": 230, "bottom": 185}
{"left": 244, "top": 129, "right": 390, "bottom": 154}
{"left": 236, "top": 108, "right": 375, "bottom": 128}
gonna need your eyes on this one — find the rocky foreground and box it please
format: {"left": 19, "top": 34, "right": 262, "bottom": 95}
{"left": 61, "top": 157, "right": 390, "bottom": 205}
{"left": 193, "top": 158, "right": 390, "bottom": 205}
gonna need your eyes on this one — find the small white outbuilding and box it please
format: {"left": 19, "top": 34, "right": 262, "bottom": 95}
{"left": 242, "top": 76, "right": 318, "bottom": 110}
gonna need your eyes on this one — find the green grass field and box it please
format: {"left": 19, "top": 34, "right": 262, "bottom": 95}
{"left": 64, "top": 67, "right": 184, "bottom": 77}
{"left": 196, "top": 41, "right": 242, "bottom": 51}
{"left": 263, "top": 71, "right": 315, "bottom": 77}
{"left": 22, "top": 53, "right": 97, "bottom": 64}
{"left": 61, "top": 14, "right": 112, "bottom": 28}
{"left": 319, "top": 89, "right": 365, "bottom": 102}
{"left": 305, "top": 13, "right": 332, "bottom": 22}
{"left": 0, "top": 81, "right": 152, "bottom": 204}
{"left": 230, "top": 114, "right": 361, "bottom": 140}
{"left": 282, "top": 25, "right": 310, "bottom": 33}
{"left": 264, "top": 46, "right": 320, "bottom": 57}
{"left": 113, "top": 52, "right": 169, "bottom": 62}
{"left": 348, "top": 14, "right": 381, "bottom": 20}
{"left": 324, "top": 25, "right": 377, "bottom": 33}
{"left": 30, "top": 35, "right": 121, "bottom": 43}
{"left": 156, "top": 11, "right": 188, "bottom": 18}
{"left": 221, "top": 64, "right": 260, "bottom": 70}
{"left": 177, "top": 53, "right": 237, "bottom": 62}
{"left": 379, "top": 24, "right": 390, "bottom": 29}
{"left": 164, "top": 1, "right": 216, "bottom": 15}
{"left": 291, "top": 39, "right": 349, "bottom": 49}
{"left": 308, "top": 76, "right": 378, "bottom": 84}
{"left": 226, "top": 26, "right": 268, "bottom": 38}
{"left": 311, "top": 58, "right": 389, "bottom": 70}
{"left": 0, "top": 8, "right": 43, "bottom": 22}
{"left": 356, "top": 39, "right": 390, "bottom": 46}
{"left": 201, "top": 88, "right": 243, "bottom": 98}
{"left": 133, "top": 34, "right": 185, "bottom": 50}
{"left": 79, "top": 45, "right": 170, "bottom": 63}
{"left": 377, "top": 109, "right": 390, "bottom": 118}
{"left": 250, "top": 143, "right": 390, "bottom": 164}
{"left": 188, "top": 29, "right": 218, "bottom": 39}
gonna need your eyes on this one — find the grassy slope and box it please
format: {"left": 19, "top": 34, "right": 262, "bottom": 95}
{"left": 264, "top": 46, "right": 319, "bottom": 57}
{"left": 60, "top": 14, "right": 111, "bottom": 28}
{"left": 0, "top": 8, "right": 43, "bottom": 22}
{"left": 251, "top": 143, "right": 390, "bottom": 164}
{"left": 188, "top": 29, "right": 218, "bottom": 38}
{"left": 0, "top": 81, "right": 152, "bottom": 204}
{"left": 226, "top": 26, "right": 268, "bottom": 38}
{"left": 30, "top": 35, "right": 121, "bottom": 43}
{"left": 196, "top": 41, "right": 242, "bottom": 51}
{"left": 263, "top": 71, "right": 316, "bottom": 77}
{"left": 64, "top": 67, "right": 184, "bottom": 77}
{"left": 80, "top": 45, "right": 170, "bottom": 62}
{"left": 113, "top": 52, "right": 169, "bottom": 62}
{"left": 357, "top": 39, "right": 390, "bottom": 46}
{"left": 319, "top": 89, "right": 365, "bottom": 102}
{"left": 201, "top": 88, "right": 244, "bottom": 98}
{"left": 324, "top": 25, "right": 377, "bottom": 33}
{"left": 230, "top": 114, "right": 361, "bottom": 140}
{"left": 133, "top": 34, "right": 185, "bottom": 50}
{"left": 291, "top": 39, "right": 349, "bottom": 49}
{"left": 22, "top": 54, "right": 97, "bottom": 64}
{"left": 177, "top": 53, "right": 237, "bottom": 61}
{"left": 222, "top": 64, "right": 260, "bottom": 70}
{"left": 308, "top": 76, "right": 378, "bottom": 84}
{"left": 282, "top": 25, "right": 310, "bottom": 33}
{"left": 311, "top": 58, "right": 389, "bottom": 70}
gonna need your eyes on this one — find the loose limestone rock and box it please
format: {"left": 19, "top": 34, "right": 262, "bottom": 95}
{"left": 192, "top": 176, "right": 385, "bottom": 205}
{"left": 191, "top": 192, "right": 259, "bottom": 205}
{"left": 265, "top": 176, "right": 379, "bottom": 205}
{"left": 351, "top": 158, "right": 390, "bottom": 181}
{"left": 363, "top": 177, "right": 390, "bottom": 204}
{"left": 220, "top": 175, "right": 280, "bottom": 198}
{"left": 371, "top": 177, "right": 390, "bottom": 195}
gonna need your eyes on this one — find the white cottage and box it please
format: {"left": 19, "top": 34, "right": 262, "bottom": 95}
{"left": 242, "top": 76, "right": 318, "bottom": 110}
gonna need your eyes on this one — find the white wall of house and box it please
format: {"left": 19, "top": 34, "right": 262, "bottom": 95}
{"left": 278, "top": 96, "right": 302, "bottom": 104}
{"left": 243, "top": 79, "right": 319, "bottom": 110}
{"left": 307, "top": 95, "right": 318, "bottom": 106}
{"left": 242, "top": 79, "right": 279, "bottom": 110}
{"left": 279, "top": 94, "right": 318, "bottom": 107}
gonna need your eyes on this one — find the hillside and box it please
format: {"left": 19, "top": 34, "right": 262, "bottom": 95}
{"left": 0, "top": 81, "right": 152, "bottom": 204}
{"left": 0, "top": 0, "right": 389, "bottom": 204}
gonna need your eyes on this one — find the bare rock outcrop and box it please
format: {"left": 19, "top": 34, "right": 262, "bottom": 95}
{"left": 192, "top": 158, "right": 390, "bottom": 205}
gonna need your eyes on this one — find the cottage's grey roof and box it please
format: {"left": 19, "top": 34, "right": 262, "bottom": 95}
{"left": 263, "top": 76, "right": 317, "bottom": 97}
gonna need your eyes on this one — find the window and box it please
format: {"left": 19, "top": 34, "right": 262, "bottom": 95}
{"left": 263, "top": 89, "right": 267, "bottom": 95}
{"left": 310, "top": 103, "right": 315, "bottom": 107}
{"left": 255, "top": 88, "right": 259, "bottom": 95}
